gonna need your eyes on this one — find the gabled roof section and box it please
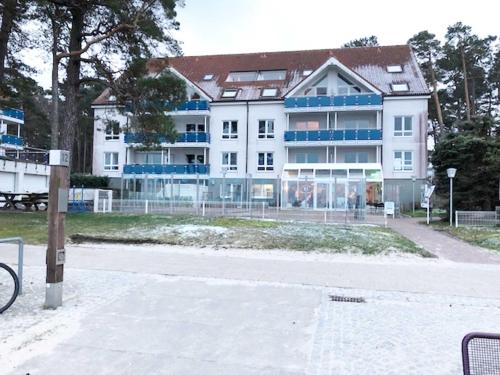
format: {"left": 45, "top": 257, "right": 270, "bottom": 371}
{"left": 92, "top": 45, "right": 429, "bottom": 105}
{"left": 285, "top": 56, "right": 382, "bottom": 97}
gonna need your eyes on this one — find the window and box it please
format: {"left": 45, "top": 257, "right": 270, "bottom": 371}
{"left": 387, "top": 65, "right": 403, "bottom": 73}
{"left": 202, "top": 74, "right": 214, "bottom": 81}
{"left": 226, "top": 71, "right": 258, "bottom": 82}
{"left": 222, "top": 152, "right": 237, "bottom": 170}
{"left": 104, "top": 152, "right": 119, "bottom": 171}
{"left": 252, "top": 184, "right": 274, "bottom": 198}
{"left": 257, "top": 70, "right": 286, "bottom": 81}
{"left": 186, "top": 154, "right": 196, "bottom": 164}
{"left": 258, "top": 152, "right": 274, "bottom": 171}
{"left": 296, "top": 153, "right": 319, "bottom": 163}
{"left": 222, "top": 120, "right": 238, "bottom": 139}
{"left": 393, "top": 151, "right": 413, "bottom": 171}
{"left": 295, "top": 121, "right": 320, "bottom": 130}
{"left": 186, "top": 154, "right": 205, "bottom": 164}
{"left": 226, "top": 70, "right": 287, "bottom": 82}
{"left": 316, "top": 87, "right": 327, "bottom": 96}
{"left": 197, "top": 155, "right": 205, "bottom": 164}
{"left": 338, "top": 74, "right": 361, "bottom": 95}
{"left": 302, "top": 69, "right": 313, "bottom": 76}
{"left": 261, "top": 88, "right": 278, "bottom": 97}
{"left": 394, "top": 116, "right": 412, "bottom": 136}
{"left": 344, "top": 152, "right": 369, "bottom": 163}
{"left": 105, "top": 121, "right": 120, "bottom": 140}
{"left": 343, "top": 119, "right": 371, "bottom": 130}
{"left": 258, "top": 120, "right": 274, "bottom": 139}
{"left": 186, "top": 124, "right": 205, "bottom": 132}
{"left": 221, "top": 89, "right": 238, "bottom": 98}
{"left": 391, "top": 83, "right": 409, "bottom": 92}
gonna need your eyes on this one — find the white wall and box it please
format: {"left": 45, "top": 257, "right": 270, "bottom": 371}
{"left": 382, "top": 97, "right": 428, "bottom": 180}
{"left": 92, "top": 107, "right": 128, "bottom": 177}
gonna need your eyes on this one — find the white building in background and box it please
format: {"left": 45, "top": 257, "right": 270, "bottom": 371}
{"left": 0, "top": 108, "right": 50, "bottom": 193}
{"left": 92, "top": 45, "right": 430, "bottom": 210}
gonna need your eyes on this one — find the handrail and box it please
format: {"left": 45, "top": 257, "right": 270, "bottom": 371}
{"left": 0, "top": 237, "right": 24, "bottom": 294}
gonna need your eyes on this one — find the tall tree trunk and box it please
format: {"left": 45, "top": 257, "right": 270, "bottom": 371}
{"left": 460, "top": 46, "right": 472, "bottom": 121}
{"left": 60, "top": 7, "right": 84, "bottom": 159}
{"left": 0, "top": 0, "right": 16, "bottom": 86}
{"left": 428, "top": 52, "right": 444, "bottom": 128}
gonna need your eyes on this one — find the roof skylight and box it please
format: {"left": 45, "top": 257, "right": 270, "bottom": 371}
{"left": 221, "top": 89, "right": 238, "bottom": 98}
{"left": 226, "top": 70, "right": 286, "bottom": 82}
{"left": 302, "top": 69, "right": 313, "bottom": 76}
{"left": 391, "top": 83, "right": 409, "bottom": 92}
{"left": 261, "top": 88, "right": 278, "bottom": 97}
{"left": 387, "top": 65, "right": 403, "bottom": 73}
{"left": 203, "top": 74, "right": 214, "bottom": 81}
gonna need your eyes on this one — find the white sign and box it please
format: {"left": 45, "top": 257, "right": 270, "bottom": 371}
{"left": 49, "top": 150, "right": 70, "bottom": 167}
{"left": 384, "top": 201, "right": 395, "bottom": 215}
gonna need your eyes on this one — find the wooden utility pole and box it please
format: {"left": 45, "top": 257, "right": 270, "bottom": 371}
{"left": 45, "top": 150, "right": 69, "bottom": 309}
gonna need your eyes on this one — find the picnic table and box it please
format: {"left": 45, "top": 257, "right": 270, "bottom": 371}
{"left": 0, "top": 191, "right": 49, "bottom": 211}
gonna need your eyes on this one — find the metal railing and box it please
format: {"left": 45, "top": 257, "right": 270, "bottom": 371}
{"left": 106, "top": 199, "right": 387, "bottom": 225}
{"left": 284, "top": 129, "right": 382, "bottom": 142}
{"left": 455, "top": 211, "right": 499, "bottom": 227}
{"left": 0, "top": 237, "right": 24, "bottom": 294}
{"left": 284, "top": 94, "right": 383, "bottom": 109}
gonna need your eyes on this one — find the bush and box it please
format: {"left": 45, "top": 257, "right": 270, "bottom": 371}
{"left": 70, "top": 174, "right": 109, "bottom": 189}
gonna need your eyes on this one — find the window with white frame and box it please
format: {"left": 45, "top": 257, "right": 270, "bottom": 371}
{"left": 186, "top": 123, "right": 205, "bottom": 132}
{"left": 344, "top": 152, "right": 369, "bottom": 163}
{"left": 222, "top": 152, "right": 237, "bottom": 170}
{"left": 104, "top": 121, "right": 120, "bottom": 140}
{"left": 393, "top": 151, "right": 413, "bottom": 171}
{"left": 258, "top": 120, "right": 274, "bottom": 139}
{"left": 104, "top": 152, "right": 119, "bottom": 170}
{"left": 252, "top": 184, "right": 274, "bottom": 198}
{"left": 337, "top": 74, "right": 361, "bottom": 95}
{"left": 257, "top": 152, "right": 274, "bottom": 171}
{"left": 394, "top": 116, "right": 412, "bottom": 136}
{"left": 222, "top": 120, "right": 238, "bottom": 139}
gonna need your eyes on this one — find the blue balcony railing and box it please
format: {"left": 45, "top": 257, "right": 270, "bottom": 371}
{"left": 284, "top": 129, "right": 382, "bottom": 142}
{"left": 124, "top": 132, "right": 210, "bottom": 144}
{"left": 284, "top": 94, "right": 382, "bottom": 109}
{"left": 123, "top": 164, "right": 210, "bottom": 175}
{"left": 173, "top": 100, "right": 209, "bottom": 111}
{"left": 0, "top": 107, "right": 24, "bottom": 121}
{"left": 0, "top": 134, "right": 24, "bottom": 147}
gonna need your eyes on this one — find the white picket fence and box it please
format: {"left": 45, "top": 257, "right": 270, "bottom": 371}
{"left": 455, "top": 210, "right": 500, "bottom": 227}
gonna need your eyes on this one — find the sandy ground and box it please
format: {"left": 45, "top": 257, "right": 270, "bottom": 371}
{"left": 1, "top": 243, "right": 500, "bottom": 374}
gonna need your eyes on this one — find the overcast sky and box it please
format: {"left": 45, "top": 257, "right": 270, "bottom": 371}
{"left": 32, "top": 0, "right": 499, "bottom": 88}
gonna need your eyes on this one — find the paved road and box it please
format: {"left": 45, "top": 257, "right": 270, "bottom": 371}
{"left": 1, "top": 244, "right": 500, "bottom": 374}
{"left": 388, "top": 217, "right": 500, "bottom": 264}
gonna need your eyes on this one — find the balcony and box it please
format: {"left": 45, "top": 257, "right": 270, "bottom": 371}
{"left": 123, "top": 164, "right": 210, "bottom": 175}
{"left": 0, "top": 134, "right": 24, "bottom": 148}
{"left": 124, "top": 132, "right": 210, "bottom": 145}
{"left": 284, "top": 129, "right": 382, "bottom": 143}
{"left": 0, "top": 107, "right": 24, "bottom": 122}
{"left": 284, "top": 94, "right": 382, "bottom": 112}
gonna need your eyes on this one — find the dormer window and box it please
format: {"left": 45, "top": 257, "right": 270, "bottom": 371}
{"left": 221, "top": 89, "right": 238, "bottom": 98}
{"left": 387, "top": 65, "right": 403, "bottom": 73}
{"left": 203, "top": 74, "right": 214, "bottom": 81}
{"left": 391, "top": 83, "right": 409, "bottom": 92}
{"left": 302, "top": 69, "right": 313, "bottom": 76}
{"left": 261, "top": 88, "right": 278, "bottom": 97}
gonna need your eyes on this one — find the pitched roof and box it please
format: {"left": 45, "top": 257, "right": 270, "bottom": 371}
{"left": 93, "top": 45, "right": 429, "bottom": 105}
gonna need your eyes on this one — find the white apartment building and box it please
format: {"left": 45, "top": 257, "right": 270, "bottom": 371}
{"left": 92, "top": 45, "right": 430, "bottom": 210}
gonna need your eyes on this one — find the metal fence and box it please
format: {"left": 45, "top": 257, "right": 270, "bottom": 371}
{"left": 455, "top": 211, "right": 500, "bottom": 227}
{"left": 106, "top": 199, "right": 390, "bottom": 226}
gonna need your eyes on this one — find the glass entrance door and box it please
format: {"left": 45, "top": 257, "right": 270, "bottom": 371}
{"left": 315, "top": 182, "right": 329, "bottom": 209}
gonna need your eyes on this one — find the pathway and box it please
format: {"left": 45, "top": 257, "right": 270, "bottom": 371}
{"left": 387, "top": 217, "right": 500, "bottom": 264}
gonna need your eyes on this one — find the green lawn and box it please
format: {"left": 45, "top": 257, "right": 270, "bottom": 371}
{"left": 0, "top": 211, "right": 432, "bottom": 257}
{"left": 431, "top": 222, "right": 500, "bottom": 251}
{"left": 404, "top": 208, "right": 447, "bottom": 219}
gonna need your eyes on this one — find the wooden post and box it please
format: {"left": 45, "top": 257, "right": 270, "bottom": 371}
{"left": 45, "top": 150, "right": 70, "bottom": 309}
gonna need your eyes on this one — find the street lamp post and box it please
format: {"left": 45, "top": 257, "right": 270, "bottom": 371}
{"left": 447, "top": 168, "right": 457, "bottom": 226}
{"left": 411, "top": 175, "right": 416, "bottom": 215}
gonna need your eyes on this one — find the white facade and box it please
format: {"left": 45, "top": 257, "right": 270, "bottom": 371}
{"left": 91, "top": 47, "right": 430, "bottom": 208}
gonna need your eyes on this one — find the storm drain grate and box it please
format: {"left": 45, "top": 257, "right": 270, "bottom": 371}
{"left": 329, "top": 295, "right": 366, "bottom": 303}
